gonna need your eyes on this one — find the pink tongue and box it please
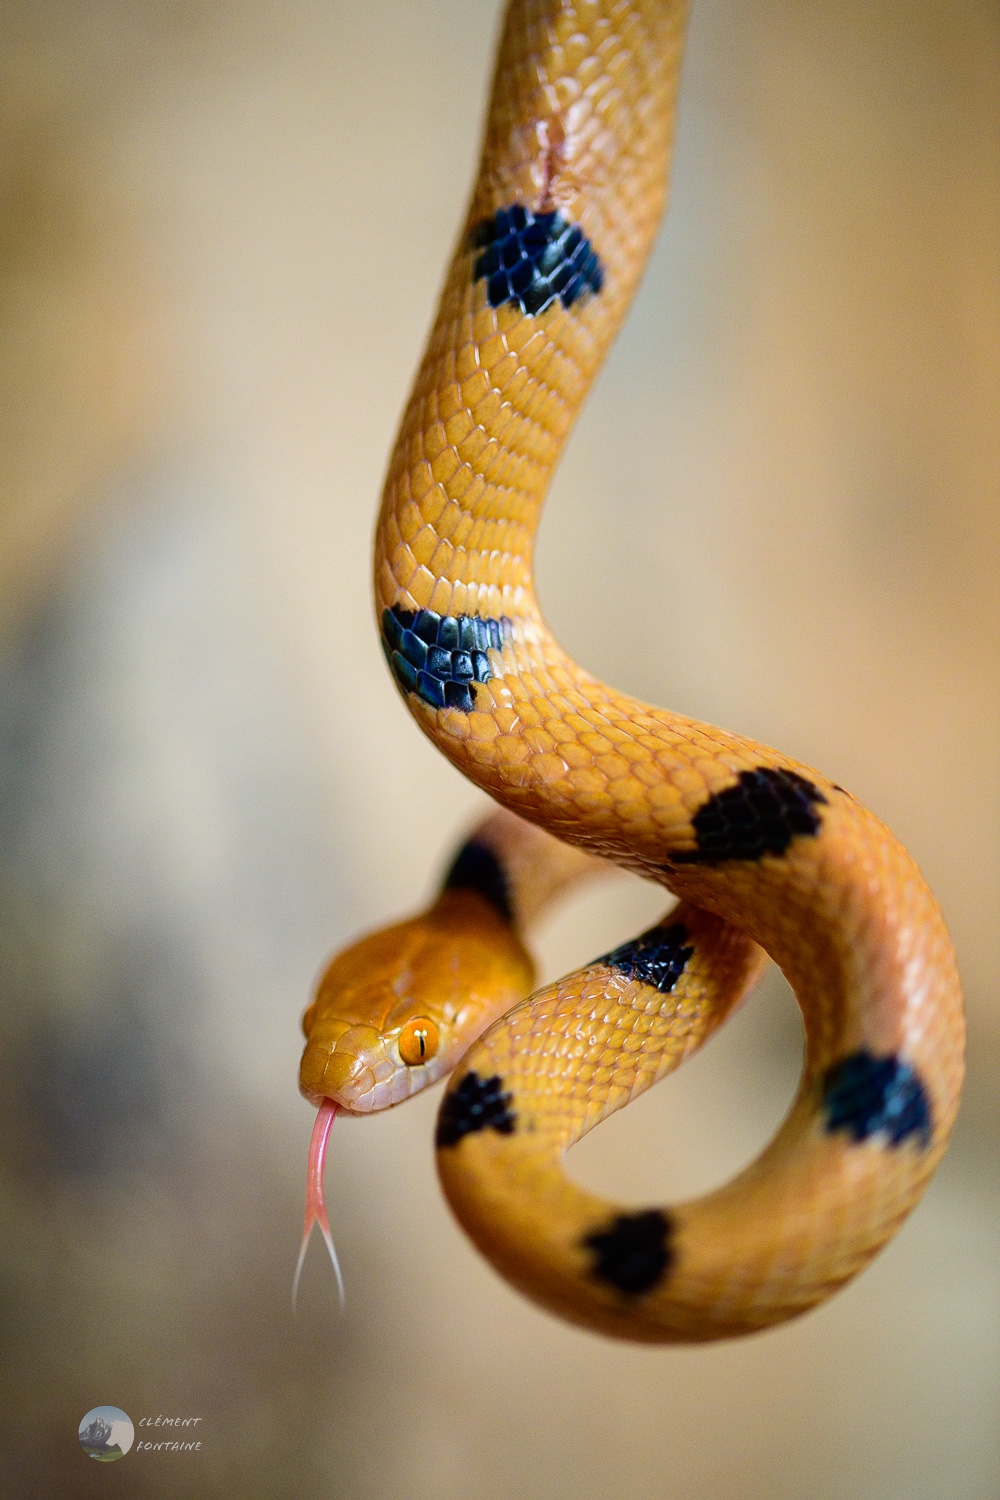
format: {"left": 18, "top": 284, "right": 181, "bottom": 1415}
{"left": 292, "top": 1099, "right": 345, "bottom": 1313}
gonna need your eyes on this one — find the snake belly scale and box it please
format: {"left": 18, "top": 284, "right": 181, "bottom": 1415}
{"left": 299, "top": 0, "right": 964, "bottom": 1342}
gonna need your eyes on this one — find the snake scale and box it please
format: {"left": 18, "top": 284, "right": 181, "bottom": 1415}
{"left": 298, "top": 0, "right": 964, "bottom": 1343}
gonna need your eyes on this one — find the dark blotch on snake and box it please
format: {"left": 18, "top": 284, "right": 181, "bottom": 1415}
{"left": 381, "top": 605, "right": 511, "bottom": 714}
{"left": 582, "top": 1209, "right": 674, "bottom": 1296}
{"left": 671, "top": 767, "right": 827, "bottom": 863}
{"left": 436, "top": 1071, "right": 517, "bottom": 1148}
{"left": 469, "top": 204, "right": 603, "bottom": 316}
{"left": 443, "top": 838, "right": 513, "bottom": 923}
{"left": 822, "top": 1049, "right": 932, "bottom": 1148}
{"left": 598, "top": 922, "right": 694, "bottom": 995}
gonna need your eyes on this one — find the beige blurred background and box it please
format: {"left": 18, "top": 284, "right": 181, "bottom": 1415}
{"left": 1, "top": 0, "right": 997, "bottom": 1495}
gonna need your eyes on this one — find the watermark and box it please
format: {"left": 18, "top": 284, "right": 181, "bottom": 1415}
{"left": 134, "top": 1415, "right": 203, "bottom": 1452}
{"left": 79, "top": 1409, "right": 204, "bottom": 1458}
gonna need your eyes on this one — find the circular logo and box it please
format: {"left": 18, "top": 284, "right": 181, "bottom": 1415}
{"left": 79, "top": 1407, "right": 134, "bottom": 1461}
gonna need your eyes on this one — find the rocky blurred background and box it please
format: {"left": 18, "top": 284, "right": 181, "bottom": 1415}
{"left": 0, "top": 0, "right": 997, "bottom": 1495}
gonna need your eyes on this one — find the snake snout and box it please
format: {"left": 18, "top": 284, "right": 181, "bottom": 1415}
{"left": 299, "top": 1025, "right": 381, "bottom": 1111}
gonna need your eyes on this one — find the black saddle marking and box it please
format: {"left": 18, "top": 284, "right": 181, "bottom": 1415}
{"left": 443, "top": 838, "right": 513, "bottom": 923}
{"left": 470, "top": 204, "right": 603, "bottom": 316}
{"left": 821, "top": 1049, "right": 932, "bottom": 1148}
{"left": 597, "top": 922, "right": 694, "bottom": 995}
{"left": 436, "top": 1071, "right": 517, "bottom": 1148}
{"left": 671, "top": 767, "right": 827, "bottom": 864}
{"left": 381, "top": 605, "right": 511, "bottom": 714}
{"left": 582, "top": 1209, "right": 674, "bottom": 1296}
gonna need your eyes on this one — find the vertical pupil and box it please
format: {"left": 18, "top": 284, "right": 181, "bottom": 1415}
{"left": 400, "top": 1020, "right": 436, "bottom": 1065}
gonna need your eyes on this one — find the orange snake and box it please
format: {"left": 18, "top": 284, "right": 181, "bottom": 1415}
{"left": 298, "top": 0, "right": 964, "bottom": 1342}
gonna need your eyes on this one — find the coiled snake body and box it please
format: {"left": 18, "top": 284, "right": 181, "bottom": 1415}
{"left": 299, "top": 0, "right": 964, "bottom": 1342}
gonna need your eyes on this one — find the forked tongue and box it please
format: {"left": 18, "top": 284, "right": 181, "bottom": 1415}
{"left": 293, "top": 1098, "right": 345, "bottom": 1314}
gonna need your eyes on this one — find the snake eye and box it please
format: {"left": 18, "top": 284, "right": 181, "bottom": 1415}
{"left": 301, "top": 1002, "right": 316, "bottom": 1038}
{"left": 398, "top": 1017, "right": 440, "bottom": 1066}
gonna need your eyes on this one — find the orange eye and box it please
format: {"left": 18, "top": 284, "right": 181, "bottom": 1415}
{"left": 398, "top": 1017, "right": 440, "bottom": 1066}
{"left": 301, "top": 1002, "right": 316, "bottom": 1038}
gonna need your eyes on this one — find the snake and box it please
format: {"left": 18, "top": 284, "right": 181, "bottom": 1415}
{"left": 297, "top": 0, "right": 965, "bottom": 1342}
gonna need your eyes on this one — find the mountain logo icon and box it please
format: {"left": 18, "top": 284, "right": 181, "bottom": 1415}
{"left": 79, "top": 1407, "right": 134, "bottom": 1461}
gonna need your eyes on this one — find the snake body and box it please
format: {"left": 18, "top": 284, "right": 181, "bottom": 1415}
{"left": 300, "top": 0, "right": 964, "bottom": 1342}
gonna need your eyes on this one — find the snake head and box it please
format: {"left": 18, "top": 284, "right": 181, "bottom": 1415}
{"left": 299, "top": 887, "right": 534, "bottom": 1113}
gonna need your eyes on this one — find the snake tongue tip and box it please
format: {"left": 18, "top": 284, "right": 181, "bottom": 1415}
{"left": 293, "top": 1099, "right": 345, "bottom": 1317}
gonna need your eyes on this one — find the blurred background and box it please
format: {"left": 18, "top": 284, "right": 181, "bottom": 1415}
{"left": 1, "top": 0, "right": 997, "bottom": 1495}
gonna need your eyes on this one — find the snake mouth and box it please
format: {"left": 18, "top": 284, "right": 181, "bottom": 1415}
{"left": 299, "top": 1090, "right": 373, "bottom": 1117}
